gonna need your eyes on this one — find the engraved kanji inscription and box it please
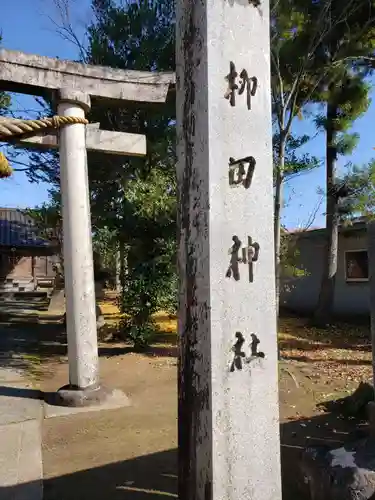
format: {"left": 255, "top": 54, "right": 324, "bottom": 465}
{"left": 230, "top": 332, "right": 265, "bottom": 373}
{"left": 224, "top": 61, "right": 238, "bottom": 107}
{"left": 229, "top": 156, "right": 256, "bottom": 189}
{"left": 238, "top": 70, "right": 258, "bottom": 110}
{"left": 242, "top": 236, "right": 260, "bottom": 283}
{"left": 226, "top": 235, "right": 242, "bottom": 281}
{"left": 226, "top": 235, "right": 260, "bottom": 282}
{"left": 230, "top": 332, "right": 246, "bottom": 371}
{"left": 224, "top": 62, "right": 257, "bottom": 109}
{"left": 245, "top": 334, "right": 265, "bottom": 364}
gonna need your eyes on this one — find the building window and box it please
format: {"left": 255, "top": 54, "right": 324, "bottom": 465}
{"left": 345, "top": 250, "right": 369, "bottom": 282}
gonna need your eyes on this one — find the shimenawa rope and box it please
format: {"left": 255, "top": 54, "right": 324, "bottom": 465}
{"left": 0, "top": 115, "right": 89, "bottom": 178}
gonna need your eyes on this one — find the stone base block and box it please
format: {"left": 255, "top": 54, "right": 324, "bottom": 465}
{"left": 301, "top": 439, "right": 375, "bottom": 500}
{"left": 46, "top": 384, "right": 114, "bottom": 408}
{"left": 44, "top": 387, "right": 130, "bottom": 418}
{"left": 368, "top": 401, "right": 375, "bottom": 438}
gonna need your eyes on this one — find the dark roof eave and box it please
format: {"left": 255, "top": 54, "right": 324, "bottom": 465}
{"left": 0, "top": 243, "right": 60, "bottom": 250}
{"left": 289, "top": 222, "right": 367, "bottom": 240}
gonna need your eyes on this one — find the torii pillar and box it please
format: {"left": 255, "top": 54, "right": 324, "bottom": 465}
{"left": 57, "top": 89, "right": 99, "bottom": 402}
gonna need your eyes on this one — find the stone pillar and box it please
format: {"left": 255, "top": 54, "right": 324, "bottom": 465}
{"left": 368, "top": 221, "right": 375, "bottom": 434}
{"left": 176, "top": 1, "right": 281, "bottom": 499}
{"left": 57, "top": 89, "right": 100, "bottom": 403}
{"left": 370, "top": 223, "right": 375, "bottom": 385}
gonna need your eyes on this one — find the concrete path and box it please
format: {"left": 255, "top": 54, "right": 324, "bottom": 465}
{"left": 0, "top": 365, "right": 43, "bottom": 499}
{"left": 0, "top": 420, "right": 43, "bottom": 499}
{"left": 0, "top": 298, "right": 132, "bottom": 499}
{"left": 0, "top": 327, "right": 129, "bottom": 499}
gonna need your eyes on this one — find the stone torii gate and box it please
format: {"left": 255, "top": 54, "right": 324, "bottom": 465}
{"left": 0, "top": 48, "right": 174, "bottom": 406}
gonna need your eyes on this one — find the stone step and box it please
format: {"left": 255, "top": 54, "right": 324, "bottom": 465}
{"left": 0, "top": 293, "right": 48, "bottom": 302}
{"left": 0, "top": 299, "right": 50, "bottom": 313}
{"left": 0, "top": 282, "right": 35, "bottom": 292}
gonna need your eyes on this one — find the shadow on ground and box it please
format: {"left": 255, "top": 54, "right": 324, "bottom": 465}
{"left": 0, "top": 308, "right": 369, "bottom": 499}
{"left": 0, "top": 385, "right": 42, "bottom": 399}
{"left": 0, "top": 312, "right": 67, "bottom": 374}
{"left": 0, "top": 312, "right": 177, "bottom": 375}
{"left": 282, "top": 355, "right": 372, "bottom": 365}
{"left": 0, "top": 411, "right": 368, "bottom": 499}
{"left": 280, "top": 409, "right": 369, "bottom": 499}
{"left": 1, "top": 449, "right": 178, "bottom": 500}
{"left": 278, "top": 311, "right": 371, "bottom": 353}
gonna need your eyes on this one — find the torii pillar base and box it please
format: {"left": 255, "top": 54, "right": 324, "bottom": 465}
{"left": 44, "top": 386, "right": 131, "bottom": 417}
{"left": 46, "top": 384, "right": 114, "bottom": 408}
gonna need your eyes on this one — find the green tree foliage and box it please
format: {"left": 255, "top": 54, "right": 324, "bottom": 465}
{"left": 273, "top": 132, "right": 320, "bottom": 183}
{"left": 26, "top": 194, "right": 63, "bottom": 262}
{"left": 19, "top": 0, "right": 176, "bottom": 348}
{"left": 337, "top": 160, "right": 375, "bottom": 220}
{"left": 19, "top": 0, "right": 375, "bottom": 339}
{"left": 92, "top": 226, "right": 119, "bottom": 284}
{"left": 28, "top": 199, "right": 119, "bottom": 284}
{"left": 271, "top": 0, "right": 375, "bottom": 313}
{"left": 271, "top": 0, "right": 334, "bottom": 310}
{"left": 120, "top": 166, "right": 177, "bottom": 348}
{"left": 280, "top": 227, "right": 301, "bottom": 276}
{"left": 0, "top": 91, "right": 10, "bottom": 116}
{"left": 88, "top": 0, "right": 177, "bottom": 347}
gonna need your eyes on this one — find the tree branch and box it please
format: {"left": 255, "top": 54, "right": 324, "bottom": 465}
{"left": 49, "top": 0, "right": 89, "bottom": 61}
{"left": 303, "top": 195, "right": 324, "bottom": 231}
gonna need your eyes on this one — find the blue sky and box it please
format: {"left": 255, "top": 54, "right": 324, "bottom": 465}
{"left": 283, "top": 94, "right": 375, "bottom": 229}
{"left": 0, "top": 0, "right": 91, "bottom": 208}
{"left": 1, "top": 0, "right": 374, "bottom": 229}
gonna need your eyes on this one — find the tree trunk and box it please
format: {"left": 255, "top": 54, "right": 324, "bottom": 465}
{"left": 118, "top": 239, "right": 127, "bottom": 313}
{"left": 274, "top": 138, "right": 285, "bottom": 361}
{"left": 313, "top": 101, "right": 339, "bottom": 327}
{"left": 115, "top": 248, "right": 121, "bottom": 294}
{"left": 274, "top": 138, "right": 285, "bottom": 316}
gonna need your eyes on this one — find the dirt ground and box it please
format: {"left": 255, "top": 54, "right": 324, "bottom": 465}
{"left": 41, "top": 353, "right": 178, "bottom": 499}
{"left": 39, "top": 356, "right": 368, "bottom": 500}
{"left": 0, "top": 297, "right": 372, "bottom": 499}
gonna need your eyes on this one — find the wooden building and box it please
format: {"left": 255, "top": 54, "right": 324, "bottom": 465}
{"left": 0, "top": 208, "right": 60, "bottom": 294}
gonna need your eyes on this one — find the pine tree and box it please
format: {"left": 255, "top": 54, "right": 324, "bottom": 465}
{"left": 271, "top": 0, "right": 375, "bottom": 315}
{"left": 313, "top": 74, "right": 371, "bottom": 325}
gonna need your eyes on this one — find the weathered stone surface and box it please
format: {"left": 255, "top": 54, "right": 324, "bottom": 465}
{"left": 176, "top": 0, "right": 280, "bottom": 499}
{"left": 368, "top": 402, "right": 375, "bottom": 437}
{"left": 44, "top": 385, "right": 129, "bottom": 411}
{"left": 59, "top": 89, "right": 91, "bottom": 111}
{"left": 0, "top": 49, "right": 174, "bottom": 103}
{"left": 368, "top": 221, "right": 375, "bottom": 419}
{"left": 302, "top": 440, "right": 375, "bottom": 500}
{"left": 61, "top": 304, "right": 104, "bottom": 329}
{"left": 58, "top": 97, "right": 99, "bottom": 390}
{"left": 44, "top": 387, "right": 130, "bottom": 417}
{"left": 3, "top": 119, "right": 147, "bottom": 157}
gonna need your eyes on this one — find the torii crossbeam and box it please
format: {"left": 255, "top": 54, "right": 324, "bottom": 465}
{"left": 1, "top": 119, "right": 147, "bottom": 157}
